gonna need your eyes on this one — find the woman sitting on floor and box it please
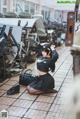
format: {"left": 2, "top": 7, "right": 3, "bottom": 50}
{"left": 26, "top": 46, "right": 59, "bottom": 95}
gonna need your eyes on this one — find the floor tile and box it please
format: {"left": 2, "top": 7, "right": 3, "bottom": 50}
{"left": 20, "top": 85, "right": 27, "bottom": 93}
{"left": 5, "top": 80, "right": 18, "bottom": 86}
{"left": 0, "top": 105, "right": 9, "bottom": 111}
{"left": 0, "top": 97, "right": 16, "bottom": 106}
{"left": 3, "top": 92, "right": 22, "bottom": 99}
{"left": 50, "top": 103, "right": 64, "bottom": 112}
{"left": 42, "top": 93, "right": 57, "bottom": 97}
{"left": 24, "top": 109, "right": 47, "bottom": 119}
{"left": 10, "top": 76, "right": 19, "bottom": 81}
{"left": 8, "top": 106, "right": 27, "bottom": 117}
{"left": 0, "top": 90, "right": 6, "bottom": 96}
{"left": 55, "top": 86, "right": 60, "bottom": 91}
{"left": 7, "top": 116, "right": 21, "bottom": 119}
{"left": 19, "top": 93, "right": 37, "bottom": 101}
{"left": 36, "top": 95, "right": 55, "bottom": 103}
{"left": 12, "top": 99, "right": 33, "bottom": 108}
{"left": 30, "top": 102, "right": 51, "bottom": 111}
{"left": 0, "top": 84, "right": 13, "bottom": 91}
{"left": 45, "top": 112, "right": 56, "bottom": 119}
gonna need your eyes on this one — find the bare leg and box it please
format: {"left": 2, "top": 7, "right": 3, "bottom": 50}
{"left": 27, "top": 85, "right": 44, "bottom": 95}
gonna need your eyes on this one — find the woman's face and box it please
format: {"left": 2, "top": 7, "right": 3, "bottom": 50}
{"left": 42, "top": 51, "right": 47, "bottom": 57}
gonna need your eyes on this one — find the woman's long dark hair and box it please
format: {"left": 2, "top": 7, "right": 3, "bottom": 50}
{"left": 42, "top": 47, "right": 52, "bottom": 58}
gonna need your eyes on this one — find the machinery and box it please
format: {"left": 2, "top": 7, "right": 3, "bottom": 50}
{"left": 0, "top": 17, "right": 46, "bottom": 82}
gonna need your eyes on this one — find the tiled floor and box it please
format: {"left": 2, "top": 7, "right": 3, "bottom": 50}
{"left": 0, "top": 46, "right": 74, "bottom": 119}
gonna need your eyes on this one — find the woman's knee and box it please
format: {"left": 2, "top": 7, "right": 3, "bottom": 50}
{"left": 27, "top": 85, "right": 37, "bottom": 94}
{"left": 27, "top": 85, "right": 43, "bottom": 95}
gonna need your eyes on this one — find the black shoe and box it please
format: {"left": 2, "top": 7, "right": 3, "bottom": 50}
{"left": 7, "top": 84, "right": 20, "bottom": 95}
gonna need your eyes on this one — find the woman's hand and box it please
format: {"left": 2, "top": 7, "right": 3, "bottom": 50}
{"left": 50, "top": 45, "right": 55, "bottom": 51}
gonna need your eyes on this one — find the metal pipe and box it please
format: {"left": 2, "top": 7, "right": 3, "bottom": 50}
{"left": 75, "top": 0, "right": 79, "bottom": 22}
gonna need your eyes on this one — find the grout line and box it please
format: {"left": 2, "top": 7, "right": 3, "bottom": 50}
{"left": 44, "top": 64, "right": 72, "bottom": 119}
